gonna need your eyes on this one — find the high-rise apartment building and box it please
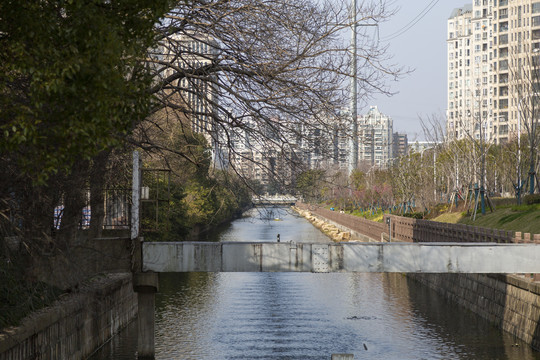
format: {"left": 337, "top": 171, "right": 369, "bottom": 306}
{"left": 155, "top": 33, "right": 228, "bottom": 168}
{"left": 448, "top": 0, "right": 540, "bottom": 144}
{"left": 357, "top": 106, "right": 394, "bottom": 168}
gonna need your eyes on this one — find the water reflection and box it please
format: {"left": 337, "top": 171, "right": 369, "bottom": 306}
{"left": 91, "top": 207, "right": 540, "bottom": 360}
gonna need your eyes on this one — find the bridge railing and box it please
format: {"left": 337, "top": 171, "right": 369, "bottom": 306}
{"left": 296, "top": 202, "right": 540, "bottom": 244}
{"left": 386, "top": 215, "right": 540, "bottom": 244}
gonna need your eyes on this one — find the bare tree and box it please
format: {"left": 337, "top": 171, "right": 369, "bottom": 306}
{"left": 136, "top": 0, "right": 402, "bottom": 192}
{"left": 420, "top": 113, "right": 473, "bottom": 206}
{"left": 512, "top": 49, "right": 540, "bottom": 198}
{"left": 1, "top": 0, "right": 403, "bottom": 271}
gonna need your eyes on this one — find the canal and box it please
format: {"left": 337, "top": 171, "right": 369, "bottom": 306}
{"left": 91, "top": 207, "right": 540, "bottom": 359}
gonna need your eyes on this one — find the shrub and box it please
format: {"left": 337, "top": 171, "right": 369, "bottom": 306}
{"left": 401, "top": 212, "right": 426, "bottom": 219}
{"left": 524, "top": 194, "right": 540, "bottom": 205}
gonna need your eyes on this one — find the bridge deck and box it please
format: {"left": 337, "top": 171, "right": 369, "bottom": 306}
{"left": 142, "top": 241, "right": 540, "bottom": 273}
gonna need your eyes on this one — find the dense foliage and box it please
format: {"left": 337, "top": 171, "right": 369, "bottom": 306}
{"left": 0, "top": 0, "right": 173, "bottom": 183}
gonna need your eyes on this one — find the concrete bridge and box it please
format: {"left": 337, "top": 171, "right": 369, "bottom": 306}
{"left": 134, "top": 240, "right": 540, "bottom": 359}
{"left": 251, "top": 194, "right": 298, "bottom": 206}
{"left": 142, "top": 241, "right": 540, "bottom": 274}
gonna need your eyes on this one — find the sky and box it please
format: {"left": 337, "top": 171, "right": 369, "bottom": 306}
{"left": 366, "top": 0, "right": 469, "bottom": 141}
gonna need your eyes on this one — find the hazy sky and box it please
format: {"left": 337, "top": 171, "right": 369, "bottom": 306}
{"left": 367, "top": 0, "right": 468, "bottom": 141}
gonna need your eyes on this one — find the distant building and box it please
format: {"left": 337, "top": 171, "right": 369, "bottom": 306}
{"left": 156, "top": 32, "right": 227, "bottom": 169}
{"left": 392, "top": 132, "right": 408, "bottom": 158}
{"left": 357, "top": 106, "right": 393, "bottom": 168}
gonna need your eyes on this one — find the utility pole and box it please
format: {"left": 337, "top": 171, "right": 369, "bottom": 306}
{"left": 131, "top": 150, "right": 141, "bottom": 241}
{"left": 348, "top": 0, "right": 378, "bottom": 175}
{"left": 348, "top": 0, "right": 358, "bottom": 175}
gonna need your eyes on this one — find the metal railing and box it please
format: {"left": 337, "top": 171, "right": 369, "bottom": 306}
{"left": 53, "top": 188, "right": 131, "bottom": 230}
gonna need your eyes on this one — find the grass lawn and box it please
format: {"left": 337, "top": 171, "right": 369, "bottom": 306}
{"left": 433, "top": 203, "right": 540, "bottom": 235}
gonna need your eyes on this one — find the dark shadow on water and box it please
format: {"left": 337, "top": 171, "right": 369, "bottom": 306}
{"left": 400, "top": 273, "right": 540, "bottom": 360}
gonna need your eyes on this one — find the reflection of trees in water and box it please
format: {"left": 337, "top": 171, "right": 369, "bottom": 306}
{"left": 155, "top": 272, "right": 219, "bottom": 357}
{"left": 254, "top": 206, "right": 297, "bottom": 222}
{"left": 156, "top": 272, "right": 215, "bottom": 310}
{"left": 387, "top": 274, "right": 539, "bottom": 360}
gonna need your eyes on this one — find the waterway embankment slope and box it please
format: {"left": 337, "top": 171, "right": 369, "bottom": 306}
{"left": 293, "top": 206, "right": 377, "bottom": 242}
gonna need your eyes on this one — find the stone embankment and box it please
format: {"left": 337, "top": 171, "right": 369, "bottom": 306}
{"left": 293, "top": 206, "right": 352, "bottom": 242}
{"left": 295, "top": 202, "right": 540, "bottom": 351}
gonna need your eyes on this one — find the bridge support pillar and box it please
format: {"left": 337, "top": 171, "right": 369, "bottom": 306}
{"left": 133, "top": 272, "right": 159, "bottom": 359}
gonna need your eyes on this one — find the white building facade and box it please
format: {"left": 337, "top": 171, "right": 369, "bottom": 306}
{"left": 448, "top": 0, "right": 540, "bottom": 144}
{"left": 357, "top": 106, "right": 394, "bottom": 168}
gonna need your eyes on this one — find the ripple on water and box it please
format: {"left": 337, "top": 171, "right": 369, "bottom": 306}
{"left": 91, "top": 208, "right": 540, "bottom": 360}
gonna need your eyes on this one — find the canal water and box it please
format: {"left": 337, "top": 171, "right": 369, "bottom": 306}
{"left": 91, "top": 207, "right": 540, "bottom": 360}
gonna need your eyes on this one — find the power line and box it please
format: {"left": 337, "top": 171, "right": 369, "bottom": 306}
{"left": 381, "top": 0, "right": 441, "bottom": 41}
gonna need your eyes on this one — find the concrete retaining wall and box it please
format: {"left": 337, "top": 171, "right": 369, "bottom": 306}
{"left": 0, "top": 273, "right": 137, "bottom": 360}
{"left": 409, "top": 273, "right": 540, "bottom": 350}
